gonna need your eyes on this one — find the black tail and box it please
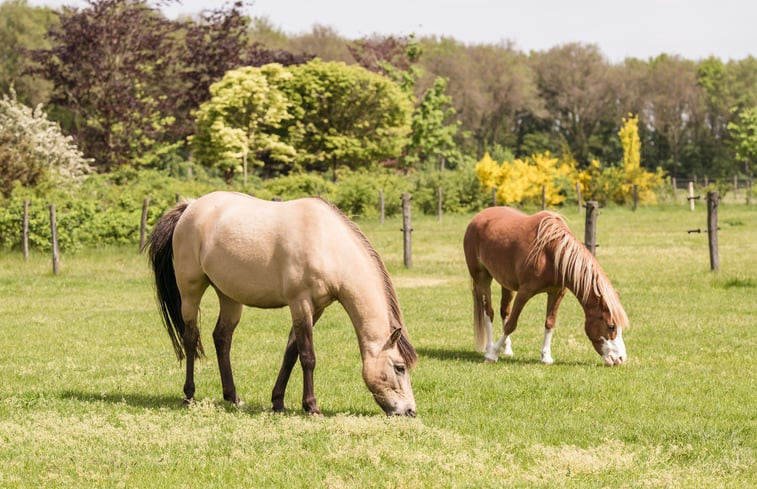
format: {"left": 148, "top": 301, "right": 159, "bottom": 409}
{"left": 146, "top": 202, "right": 203, "bottom": 361}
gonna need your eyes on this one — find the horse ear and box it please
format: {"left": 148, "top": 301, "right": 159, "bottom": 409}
{"left": 390, "top": 327, "right": 403, "bottom": 345}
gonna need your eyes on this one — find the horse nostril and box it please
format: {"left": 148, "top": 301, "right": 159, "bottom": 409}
{"left": 405, "top": 408, "right": 416, "bottom": 417}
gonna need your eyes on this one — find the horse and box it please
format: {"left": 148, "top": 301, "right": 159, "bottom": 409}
{"left": 463, "top": 206, "right": 628, "bottom": 366}
{"left": 147, "top": 191, "right": 417, "bottom": 416}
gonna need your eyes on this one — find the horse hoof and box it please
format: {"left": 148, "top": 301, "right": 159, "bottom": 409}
{"left": 182, "top": 397, "right": 195, "bottom": 406}
{"left": 483, "top": 356, "right": 498, "bottom": 364}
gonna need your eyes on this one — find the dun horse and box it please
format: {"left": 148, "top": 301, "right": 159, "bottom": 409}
{"left": 463, "top": 207, "right": 628, "bottom": 366}
{"left": 147, "top": 191, "right": 417, "bottom": 416}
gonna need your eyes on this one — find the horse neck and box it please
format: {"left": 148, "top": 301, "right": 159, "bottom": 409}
{"left": 337, "top": 257, "right": 397, "bottom": 359}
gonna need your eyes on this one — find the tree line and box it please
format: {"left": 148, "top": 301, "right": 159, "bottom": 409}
{"left": 1, "top": 0, "right": 756, "bottom": 188}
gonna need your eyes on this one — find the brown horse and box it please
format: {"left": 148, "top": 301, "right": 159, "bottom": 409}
{"left": 463, "top": 206, "right": 628, "bottom": 366}
{"left": 147, "top": 191, "right": 417, "bottom": 416}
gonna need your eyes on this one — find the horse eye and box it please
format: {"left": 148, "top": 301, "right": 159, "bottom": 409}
{"left": 608, "top": 325, "right": 616, "bottom": 333}
{"left": 394, "top": 365, "right": 406, "bottom": 375}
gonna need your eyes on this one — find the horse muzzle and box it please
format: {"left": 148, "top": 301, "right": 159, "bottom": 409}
{"left": 600, "top": 333, "right": 627, "bottom": 366}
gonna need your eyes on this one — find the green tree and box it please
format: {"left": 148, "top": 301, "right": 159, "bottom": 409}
{"left": 728, "top": 106, "right": 757, "bottom": 177}
{"left": 404, "top": 76, "right": 460, "bottom": 170}
{"left": 283, "top": 59, "right": 413, "bottom": 179}
{"left": 0, "top": 0, "right": 56, "bottom": 106}
{"left": 191, "top": 64, "right": 296, "bottom": 184}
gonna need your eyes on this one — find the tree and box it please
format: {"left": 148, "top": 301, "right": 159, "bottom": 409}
{"left": 0, "top": 90, "right": 90, "bottom": 197}
{"left": 418, "top": 38, "right": 544, "bottom": 158}
{"left": 283, "top": 59, "right": 413, "bottom": 179}
{"left": 0, "top": 0, "right": 56, "bottom": 106}
{"left": 191, "top": 64, "right": 296, "bottom": 184}
{"left": 643, "top": 55, "right": 700, "bottom": 178}
{"left": 728, "top": 106, "right": 757, "bottom": 177}
{"left": 28, "top": 0, "right": 181, "bottom": 170}
{"left": 531, "top": 43, "right": 618, "bottom": 166}
{"left": 403, "top": 77, "right": 460, "bottom": 170}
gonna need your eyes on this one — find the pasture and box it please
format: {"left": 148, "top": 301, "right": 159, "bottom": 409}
{"left": 0, "top": 203, "right": 755, "bottom": 488}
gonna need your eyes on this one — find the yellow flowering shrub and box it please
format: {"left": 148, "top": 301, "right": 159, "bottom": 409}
{"left": 475, "top": 151, "right": 578, "bottom": 207}
{"left": 475, "top": 115, "right": 666, "bottom": 207}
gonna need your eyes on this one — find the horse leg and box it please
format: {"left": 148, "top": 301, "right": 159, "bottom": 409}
{"left": 212, "top": 290, "right": 244, "bottom": 405}
{"left": 272, "top": 305, "right": 324, "bottom": 414}
{"left": 271, "top": 327, "right": 297, "bottom": 413}
{"left": 491, "top": 289, "right": 532, "bottom": 360}
{"left": 176, "top": 270, "right": 209, "bottom": 404}
{"left": 541, "top": 288, "right": 566, "bottom": 365}
{"left": 180, "top": 293, "right": 205, "bottom": 404}
{"left": 471, "top": 275, "right": 497, "bottom": 361}
{"left": 498, "top": 288, "right": 515, "bottom": 357}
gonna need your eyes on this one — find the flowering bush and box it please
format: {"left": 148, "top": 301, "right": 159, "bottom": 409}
{"left": 0, "top": 91, "right": 91, "bottom": 197}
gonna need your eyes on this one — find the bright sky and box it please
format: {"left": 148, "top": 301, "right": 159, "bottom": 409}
{"left": 31, "top": 0, "right": 757, "bottom": 62}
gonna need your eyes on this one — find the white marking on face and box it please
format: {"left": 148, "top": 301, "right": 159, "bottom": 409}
{"left": 600, "top": 328, "right": 626, "bottom": 365}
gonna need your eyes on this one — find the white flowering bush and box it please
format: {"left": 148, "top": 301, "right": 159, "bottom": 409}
{"left": 0, "top": 90, "right": 91, "bottom": 197}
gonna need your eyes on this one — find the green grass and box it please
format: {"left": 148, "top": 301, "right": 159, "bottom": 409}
{"left": 1, "top": 204, "right": 755, "bottom": 488}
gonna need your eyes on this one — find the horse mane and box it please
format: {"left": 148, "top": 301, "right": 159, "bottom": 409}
{"left": 316, "top": 198, "right": 418, "bottom": 368}
{"left": 526, "top": 212, "right": 629, "bottom": 328}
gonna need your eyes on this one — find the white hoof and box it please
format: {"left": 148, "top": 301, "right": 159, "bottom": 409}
{"left": 541, "top": 354, "right": 554, "bottom": 365}
{"left": 502, "top": 345, "right": 514, "bottom": 357}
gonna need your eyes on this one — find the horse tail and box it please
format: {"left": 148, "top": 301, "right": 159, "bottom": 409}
{"left": 472, "top": 287, "right": 488, "bottom": 353}
{"left": 146, "top": 202, "right": 197, "bottom": 361}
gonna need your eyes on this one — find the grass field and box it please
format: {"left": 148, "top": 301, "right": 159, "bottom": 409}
{"left": 0, "top": 202, "right": 755, "bottom": 488}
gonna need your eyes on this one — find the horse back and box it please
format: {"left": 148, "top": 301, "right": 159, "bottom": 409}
{"left": 464, "top": 206, "right": 554, "bottom": 291}
{"left": 172, "top": 192, "right": 356, "bottom": 308}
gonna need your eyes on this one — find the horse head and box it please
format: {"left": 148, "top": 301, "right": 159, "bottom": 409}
{"left": 362, "top": 327, "right": 417, "bottom": 416}
{"left": 584, "top": 298, "right": 627, "bottom": 366}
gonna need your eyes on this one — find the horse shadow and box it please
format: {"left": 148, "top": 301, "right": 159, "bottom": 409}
{"left": 58, "top": 390, "right": 379, "bottom": 417}
{"left": 416, "top": 346, "right": 593, "bottom": 367}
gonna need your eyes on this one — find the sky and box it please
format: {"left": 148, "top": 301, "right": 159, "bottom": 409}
{"left": 30, "top": 0, "right": 757, "bottom": 63}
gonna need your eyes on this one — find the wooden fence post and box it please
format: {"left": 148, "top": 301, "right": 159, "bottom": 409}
{"left": 633, "top": 184, "right": 638, "bottom": 211}
{"left": 48, "top": 204, "right": 60, "bottom": 275}
{"left": 584, "top": 201, "right": 598, "bottom": 256}
{"left": 688, "top": 181, "right": 696, "bottom": 211}
{"left": 401, "top": 193, "right": 412, "bottom": 268}
{"left": 707, "top": 191, "right": 719, "bottom": 271}
{"left": 379, "top": 189, "right": 385, "bottom": 224}
{"left": 748, "top": 178, "right": 753, "bottom": 206}
{"left": 139, "top": 197, "right": 150, "bottom": 251}
{"left": 541, "top": 184, "right": 546, "bottom": 210}
{"left": 22, "top": 199, "right": 29, "bottom": 262}
{"left": 491, "top": 187, "right": 497, "bottom": 207}
{"left": 437, "top": 186, "right": 443, "bottom": 222}
{"left": 576, "top": 182, "right": 582, "bottom": 214}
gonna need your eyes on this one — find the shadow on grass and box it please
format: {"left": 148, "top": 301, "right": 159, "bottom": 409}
{"left": 416, "top": 347, "right": 597, "bottom": 367}
{"left": 58, "top": 390, "right": 380, "bottom": 417}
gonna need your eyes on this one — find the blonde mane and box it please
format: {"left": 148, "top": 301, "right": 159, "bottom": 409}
{"left": 526, "top": 213, "right": 628, "bottom": 328}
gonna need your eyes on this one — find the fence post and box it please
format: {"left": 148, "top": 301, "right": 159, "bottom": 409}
{"left": 688, "top": 181, "right": 696, "bottom": 211}
{"left": 541, "top": 184, "right": 546, "bottom": 210}
{"left": 748, "top": 178, "right": 753, "bottom": 206}
{"left": 49, "top": 204, "right": 60, "bottom": 275}
{"left": 139, "top": 197, "right": 150, "bottom": 251}
{"left": 491, "top": 187, "right": 497, "bottom": 207}
{"left": 576, "top": 182, "right": 582, "bottom": 214}
{"left": 379, "top": 189, "right": 385, "bottom": 224}
{"left": 22, "top": 199, "right": 30, "bottom": 262}
{"left": 437, "top": 186, "right": 443, "bottom": 222}
{"left": 707, "top": 191, "right": 719, "bottom": 271}
{"left": 584, "top": 201, "right": 598, "bottom": 256}
{"left": 401, "top": 193, "right": 412, "bottom": 268}
{"left": 633, "top": 184, "right": 638, "bottom": 211}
